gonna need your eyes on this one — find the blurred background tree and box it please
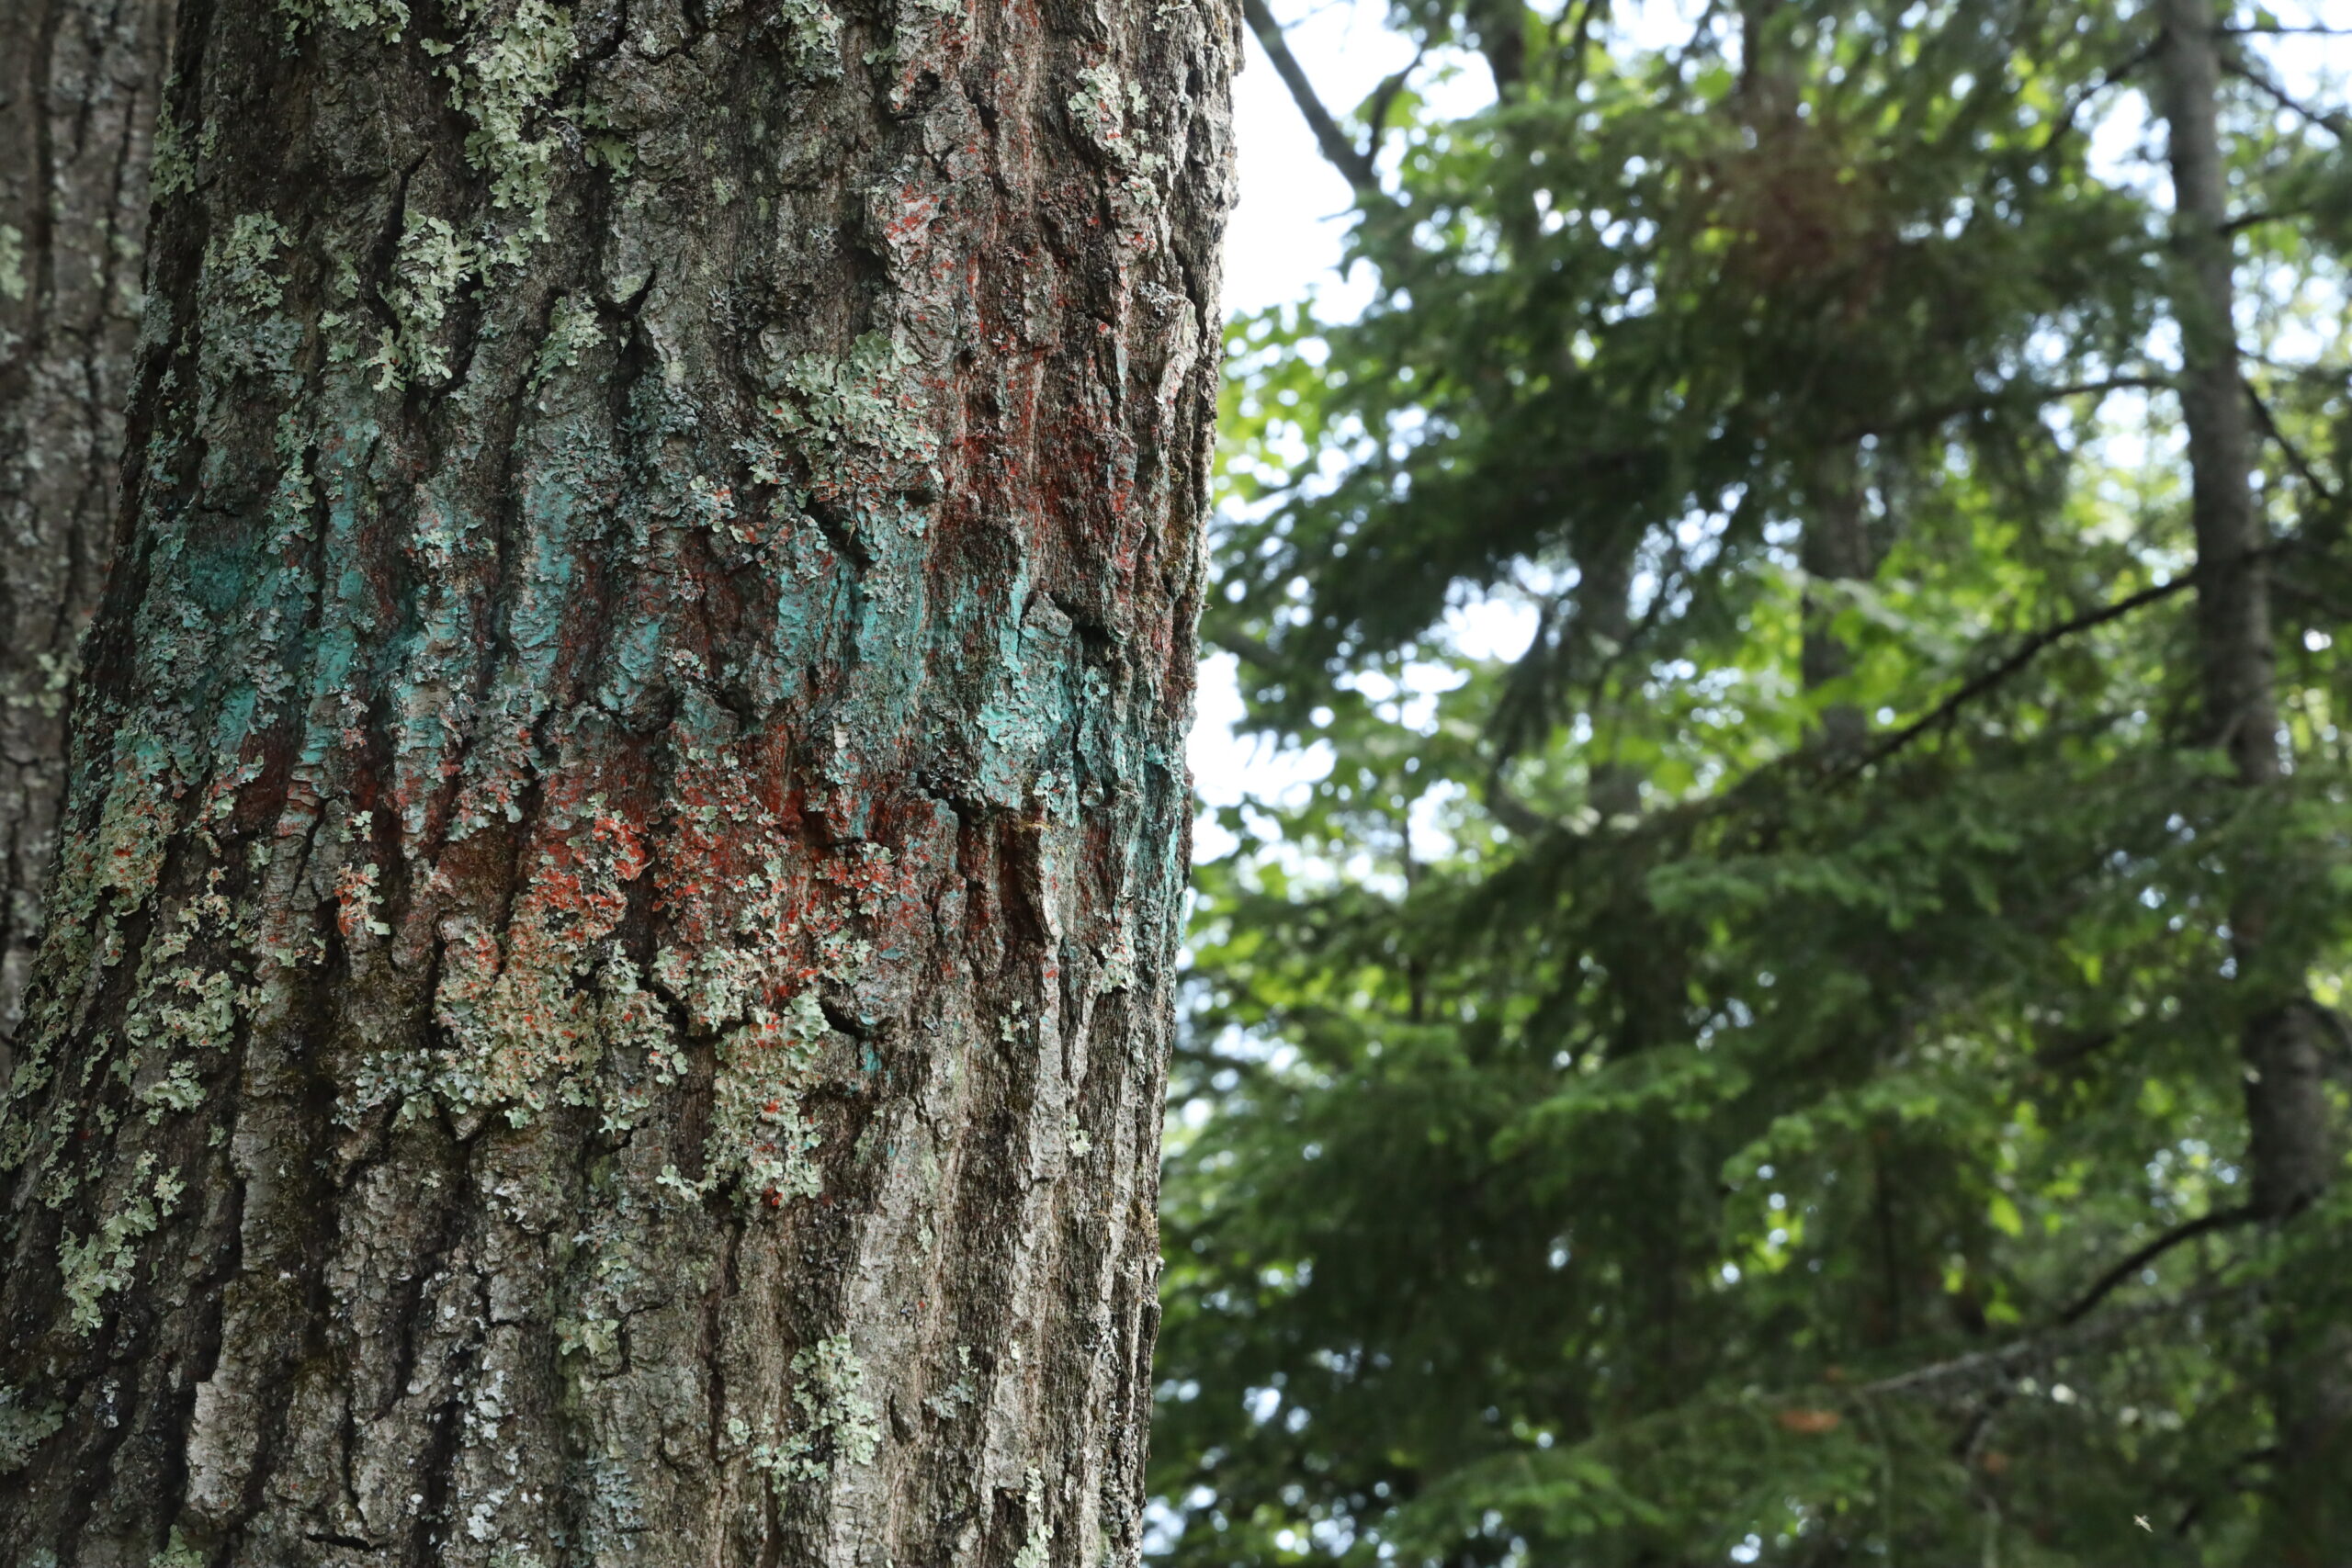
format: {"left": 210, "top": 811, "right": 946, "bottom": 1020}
{"left": 1152, "top": 1, "right": 2352, "bottom": 1562}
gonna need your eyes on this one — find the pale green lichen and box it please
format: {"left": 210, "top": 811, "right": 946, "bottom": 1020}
{"left": 58, "top": 1155, "right": 184, "bottom": 1335}
{"left": 119, "top": 873, "right": 250, "bottom": 1126}
{"left": 277, "top": 0, "right": 411, "bottom": 41}
{"left": 1014, "top": 1466, "right": 1053, "bottom": 1568}
{"left": 319, "top": 254, "right": 368, "bottom": 365}
{"left": 699, "top": 992, "right": 829, "bottom": 1205}
{"left": 206, "top": 213, "right": 291, "bottom": 314}
{"left": 1, "top": 649, "right": 77, "bottom": 719}
{"left": 0, "top": 224, "right": 25, "bottom": 301}
{"left": 745, "top": 331, "right": 939, "bottom": 519}
{"left": 0, "top": 1383, "right": 64, "bottom": 1474}
{"left": 343, "top": 793, "right": 689, "bottom": 1133}
{"left": 195, "top": 213, "right": 302, "bottom": 388}
{"left": 149, "top": 85, "right": 216, "bottom": 202}
{"left": 922, "top": 1344, "right": 978, "bottom": 1419}
{"left": 78, "top": 740, "right": 172, "bottom": 966}
{"left": 531, "top": 293, "right": 603, "bottom": 393}
{"left": 151, "top": 1528, "right": 206, "bottom": 1568}
{"left": 556, "top": 1314, "right": 620, "bottom": 1358}
{"left": 449, "top": 0, "right": 575, "bottom": 265}
{"left": 1067, "top": 65, "right": 1166, "bottom": 253}
{"left": 775, "top": 0, "right": 843, "bottom": 77}
{"left": 734, "top": 1335, "right": 882, "bottom": 1486}
{"left": 421, "top": 803, "right": 654, "bottom": 1123}
{"left": 369, "top": 213, "right": 474, "bottom": 389}
{"left": 770, "top": 332, "right": 935, "bottom": 466}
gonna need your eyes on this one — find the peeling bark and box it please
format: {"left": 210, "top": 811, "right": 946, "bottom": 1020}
{"left": 0, "top": 0, "right": 176, "bottom": 1079}
{"left": 0, "top": 0, "right": 1234, "bottom": 1558}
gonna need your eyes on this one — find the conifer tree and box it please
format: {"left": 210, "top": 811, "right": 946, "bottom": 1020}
{"left": 1160, "top": 1, "right": 2352, "bottom": 1560}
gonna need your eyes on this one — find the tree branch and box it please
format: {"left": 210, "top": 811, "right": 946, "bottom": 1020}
{"left": 1852, "top": 375, "right": 2172, "bottom": 444}
{"left": 1482, "top": 770, "right": 1563, "bottom": 839}
{"left": 2244, "top": 376, "right": 2339, "bottom": 506}
{"left": 2057, "top": 1206, "right": 2257, "bottom": 1326}
{"left": 2222, "top": 56, "right": 2351, "bottom": 140}
{"left": 1835, "top": 572, "right": 2199, "bottom": 780}
{"left": 1239, "top": 0, "right": 1381, "bottom": 188}
{"left": 1362, "top": 50, "right": 1425, "bottom": 151}
{"left": 1857, "top": 1286, "right": 2249, "bottom": 1399}
{"left": 2037, "top": 39, "right": 2163, "bottom": 155}
{"left": 2220, "top": 205, "right": 2307, "bottom": 235}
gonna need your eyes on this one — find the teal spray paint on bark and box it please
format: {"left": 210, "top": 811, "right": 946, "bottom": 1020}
{"left": 0, "top": 0, "right": 1233, "bottom": 1558}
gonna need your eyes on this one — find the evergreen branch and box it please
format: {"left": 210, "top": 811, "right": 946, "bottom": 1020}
{"left": 2220, "top": 56, "right": 2351, "bottom": 140}
{"left": 2220, "top": 206, "right": 2309, "bottom": 235}
{"left": 1238, "top": 0, "right": 1382, "bottom": 188}
{"left": 1482, "top": 771, "right": 1561, "bottom": 838}
{"left": 1202, "top": 619, "right": 1285, "bottom": 671}
{"left": 2244, "top": 376, "right": 2339, "bottom": 507}
{"left": 1856, "top": 375, "right": 2172, "bottom": 442}
{"left": 1855, "top": 1286, "right": 2249, "bottom": 1399}
{"left": 2056, "top": 1206, "right": 2257, "bottom": 1326}
{"left": 1836, "top": 573, "right": 2199, "bottom": 779}
{"left": 2037, "top": 39, "right": 2163, "bottom": 155}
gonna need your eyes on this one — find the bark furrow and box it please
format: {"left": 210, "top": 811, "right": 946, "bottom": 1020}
{"left": 0, "top": 0, "right": 1235, "bottom": 1562}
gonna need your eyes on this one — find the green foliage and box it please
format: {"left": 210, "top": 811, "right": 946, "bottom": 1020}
{"left": 1157, "top": 2, "right": 2352, "bottom": 1562}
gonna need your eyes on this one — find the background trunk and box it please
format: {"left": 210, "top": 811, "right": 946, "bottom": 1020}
{"left": 0, "top": 0, "right": 1233, "bottom": 1559}
{"left": 2154, "top": 0, "right": 2346, "bottom": 1553}
{"left": 0, "top": 0, "right": 175, "bottom": 1079}
{"left": 1797, "top": 445, "right": 1874, "bottom": 760}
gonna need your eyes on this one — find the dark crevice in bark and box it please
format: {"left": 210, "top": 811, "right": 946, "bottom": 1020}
{"left": 3, "top": 0, "right": 1227, "bottom": 1551}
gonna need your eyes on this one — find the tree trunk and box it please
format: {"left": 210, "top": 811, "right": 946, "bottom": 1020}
{"left": 2154, "top": 0, "right": 2345, "bottom": 1553}
{"left": 0, "top": 0, "right": 175, "bottom": 1080}
{"left": 0, "top": 0, "right": 1232, "bottom": 1558}
{"left": 1797, "top": 444, "right": 1873, "bottom": 760}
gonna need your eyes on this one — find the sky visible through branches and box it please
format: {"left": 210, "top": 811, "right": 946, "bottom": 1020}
{"left": 1192, "top": 0, "right": 2352, "bottom": 855}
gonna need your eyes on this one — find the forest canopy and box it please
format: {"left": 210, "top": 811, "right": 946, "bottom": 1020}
{"left": 1149, "top": 1, "right": 2352, "bottom": 1562}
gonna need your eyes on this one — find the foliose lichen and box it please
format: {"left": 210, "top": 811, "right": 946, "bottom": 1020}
{"left": 732, "top": 1334, "right": 882, "bottom": 1486}
{"left": 368, "top": 213, "right": 475, "bottom": 389}
{"left": 0, "top": 224, "right": 25, "bottom": 301}
{"left": 0, "top": 1383, "right": 64, "bottom": 1474}
{"left": 448, "top": 0, "right": 575, "bottom": 265}
{"left": 57, "top": 1154, "right": 185, "bottom": 1335}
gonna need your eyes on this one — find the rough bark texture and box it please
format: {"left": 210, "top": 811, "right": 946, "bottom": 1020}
{"left": 0, "top": 0, "right": 175, "bottom": 1079}
{"left": 2155, "top": 0, "right": 2346, "bottom": 1555}
{"left": 0, "top": 0, "right": 1234, "bottom": 1557}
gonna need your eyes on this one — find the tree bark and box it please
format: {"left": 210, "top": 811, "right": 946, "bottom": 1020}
{"left": 0, "top": 0, "right": 1233, "bottom": 1558}
{"left": 0, "top": 0, "right": 176, "bottom": 1081}
{"left": 2154, "top": 0, "right": 2345, "bottom": 1554}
